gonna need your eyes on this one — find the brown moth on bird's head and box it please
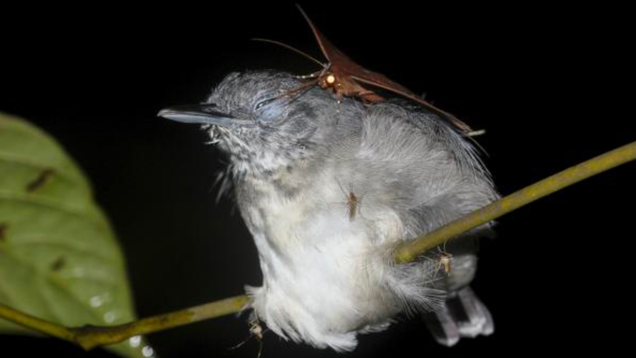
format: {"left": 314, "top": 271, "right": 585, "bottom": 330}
{"left": 254, "top": 5, "right": 475, "bottom": 134}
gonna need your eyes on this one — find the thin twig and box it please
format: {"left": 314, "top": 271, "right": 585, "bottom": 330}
{"left": 0, "top": 141, "right": 634, "bottom": 350}
{"left": 0, "top": 303, "right": 76, "bottom": 342}
{"left": 1, "top": 295, "right": 249, "bottom": 350}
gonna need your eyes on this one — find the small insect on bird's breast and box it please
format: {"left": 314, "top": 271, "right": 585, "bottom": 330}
{"left": 346, "top": 191, "right": 359, "bottom": 221}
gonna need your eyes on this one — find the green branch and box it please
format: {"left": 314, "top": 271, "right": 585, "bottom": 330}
{"left": 395, "top": 140, "right": 636, "bottom": 263}
{"left": 1, "top": 141, "right": 634, "bottom": 350}
{"left": 0, "top": 295, "right": 249, "bottom": 351}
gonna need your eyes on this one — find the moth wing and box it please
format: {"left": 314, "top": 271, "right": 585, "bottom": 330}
{"left": 351, "top": 74, "right": 473, "bottom": 133}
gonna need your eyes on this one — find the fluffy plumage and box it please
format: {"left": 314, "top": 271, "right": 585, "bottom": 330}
{"left": 161, "top": 70, "right": 498, "bottom": 351}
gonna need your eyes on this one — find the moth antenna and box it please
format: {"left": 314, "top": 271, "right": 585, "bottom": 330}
{"left": 296, "top": 4, "right": 331, "bottom": 62}
{"left": 280, "top": 79, "right": 320, "bottom": 101}
{"left": 252, "top": 38, "right": 326, "bottom": 68}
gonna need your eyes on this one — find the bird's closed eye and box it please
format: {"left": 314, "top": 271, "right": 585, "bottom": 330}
{"left": 255, "top": 97, "right": 278, "bottom": 111}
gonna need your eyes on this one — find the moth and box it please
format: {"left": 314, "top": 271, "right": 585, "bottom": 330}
{"left": 255, "top": 5, "right": 475, "bottom": 134}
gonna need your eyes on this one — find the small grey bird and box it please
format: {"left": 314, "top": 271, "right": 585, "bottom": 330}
{"left": 159, "top": 70, "right": 498, "bottom": 351}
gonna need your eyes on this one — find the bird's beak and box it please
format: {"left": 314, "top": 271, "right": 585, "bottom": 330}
{"left": 158, "top": 104, "right": 253, "bottom": 127}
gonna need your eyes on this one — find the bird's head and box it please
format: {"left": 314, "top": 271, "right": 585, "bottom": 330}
{"left": 159, "top": 70, "right": 353, "bottom": 176}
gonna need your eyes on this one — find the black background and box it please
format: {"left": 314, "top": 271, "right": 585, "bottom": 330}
{"left": 1, "top": 2, "right": 634, "bottom": 357}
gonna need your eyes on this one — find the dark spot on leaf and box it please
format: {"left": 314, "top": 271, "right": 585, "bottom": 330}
{"left": 0, "top": 222, "right": 7, "bottom": 242}
{"left": 50, "top": 256, "right": 66, "bottom": 271}
{"left": 26, "top": 168, "right": 55, "bottom": 192}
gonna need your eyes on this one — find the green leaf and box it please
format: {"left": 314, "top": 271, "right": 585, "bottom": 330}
{"left": 0, "top": 113, "right": 153, "bottom": 358}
